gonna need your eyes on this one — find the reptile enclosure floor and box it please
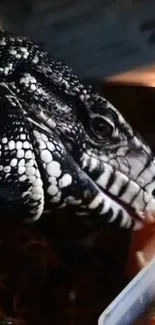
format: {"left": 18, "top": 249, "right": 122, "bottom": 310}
{"left": 0, "top": 82, "right": 155, "bottom": 325}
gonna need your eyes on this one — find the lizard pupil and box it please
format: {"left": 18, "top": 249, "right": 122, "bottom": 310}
{"left": 91, "top": 116, "right": 113, "bottom": 138}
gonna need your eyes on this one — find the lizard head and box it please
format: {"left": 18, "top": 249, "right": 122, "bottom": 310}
{"left": 0, "top": 30, "right": 155, "bottom": 230}
{"left": 51, "top": 87, "right": 155, "bottom": 230}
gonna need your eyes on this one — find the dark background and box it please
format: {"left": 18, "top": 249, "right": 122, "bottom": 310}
{"left": 0, "top": 0, "right": 155, "bottom": 77}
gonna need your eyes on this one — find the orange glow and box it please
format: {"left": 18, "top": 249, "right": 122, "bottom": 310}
{"left": 106, "top": 64, "right": 155, "bottom": 87}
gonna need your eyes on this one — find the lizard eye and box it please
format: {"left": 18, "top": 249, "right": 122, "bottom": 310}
{"left": 90, "top": 115, "right": 114, "bottom": 139}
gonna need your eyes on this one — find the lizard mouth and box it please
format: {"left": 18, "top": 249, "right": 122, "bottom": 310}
{"left": 102, "top": 188, "right": 155, "bottom": 225}
{"left": 101, "top": 187, "right": 146, "bottom": 223}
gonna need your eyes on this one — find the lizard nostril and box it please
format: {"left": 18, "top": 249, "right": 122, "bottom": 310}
{"left": 152, "top": 189, "right": 155, "bottom": 197}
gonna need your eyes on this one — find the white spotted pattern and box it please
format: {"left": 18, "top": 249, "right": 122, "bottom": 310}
{"left": 47, "top": 161, "right": 62, "bottom": 178}
{"left": 4, "top": 166, "right": 11, "bottom": 173}
{"left": 41, "top": 149, "right": 53, "bottom": 163}
{"left": 17, "top": 149, "right": 24, "bottom": 158}
{"left": 59, "top": 173, "right": 72, "bottom": 188}
{"left": 26, "top": 167, "right": 36, "bottom": 177}
{"left": 2, "top": 137, "right": 8, "bottom": 144}
{"left": 47, "top": 141, "right": 55, "bottom": 152}
{"left": 23, "top": 141, "right": 30, "bottom": 149}
{"left": 47, "top": 184, "right": 58, "bottom": 196}
{"left": 25, "top": 150, "right": 33, "bottom": 159}
{"left": 10, "top": 158, "right": 17, "bottom": 167}
{"left": 18, "top": 166, "right": 25, "bottom": 175}
{"left": 8, "top": 140, "right": 15, "bottom": 150}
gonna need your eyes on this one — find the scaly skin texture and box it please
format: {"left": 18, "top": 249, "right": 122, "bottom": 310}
{"left": 0, "top": 29, "right": 154, "bottom": 230}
